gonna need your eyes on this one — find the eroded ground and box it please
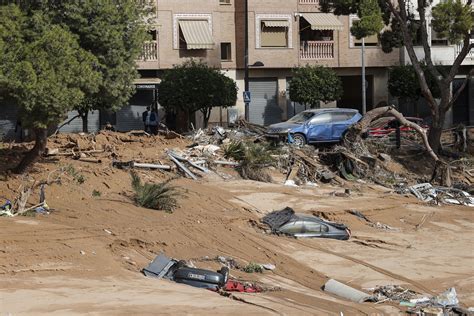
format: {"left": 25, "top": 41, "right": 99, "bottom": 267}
{"left": 0, "top": 134, "right": 473, "bottom": 315}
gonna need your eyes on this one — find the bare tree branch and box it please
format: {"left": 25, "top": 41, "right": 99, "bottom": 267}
{"left": 53, "top": 114, "right": 80, "bottom": 136}
{"left": 387, "top": 0, "right": 437, "bottom": 115}
{"left": 417, "top": 0, "right": 443, "bottom": 83}
{"left": 348, "top": 105, "right": 439, "bottom": 161}
{"left": 446, "top": 40, "right": 473, "bottom": 86}
{"left": 448, "top": 68, "right": 474, "bottom": 110}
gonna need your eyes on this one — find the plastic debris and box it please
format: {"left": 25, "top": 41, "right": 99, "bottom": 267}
{"left": 433, "top": 287, "right": 459, "bottom": 307}
{"left": 323, "top": 279, "right": 372, "bottom": 303}
{"left": 261, "top": 263, "right": 276, "bottom": 271}
{"left": 284, "top": 180, "right": 298, "bottom": 187}
{"left": 409, "top": 183, "right": 474, "bottom": 207}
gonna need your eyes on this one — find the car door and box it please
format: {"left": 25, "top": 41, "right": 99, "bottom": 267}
{"left": 331, "top": 112, "right": 355, "bottom": 140}
{"left": 306, "top": 112, "right": 333, "bottom": 142}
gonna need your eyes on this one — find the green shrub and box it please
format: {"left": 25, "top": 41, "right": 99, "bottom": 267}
{"left": 242, "top": 262, "right": 263, "bottom": 273}
{"left": 64, "top": 164, "right": 86, "bottom": 184}
{"left": 130, "top": 171, "right": 180, "bottom": 212}
{"left": 92, "top": 190, "right": 101, "bottom": 197}
{"left": 239, "top": 142, "right": 274, "bottom": 182}
{"left": 223, "top": 140, "right": 245, "bottom": 161}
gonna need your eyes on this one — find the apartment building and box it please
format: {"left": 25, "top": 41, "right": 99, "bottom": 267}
{"left": 2, "top": 1, "right": 471, "bottom": 139}
{"left": 119, "top": 0, "right": 401, "bottom": 130}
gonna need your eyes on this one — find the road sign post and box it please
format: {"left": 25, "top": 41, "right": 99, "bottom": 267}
{"left": 243, "top": 91, "right": 251, "bottom": 103}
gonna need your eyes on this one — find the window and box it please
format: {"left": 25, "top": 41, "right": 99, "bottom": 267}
{"left": 303, "top": 222, "right": 329, "bottom": 233}
{"left": 354, "top": 34, "right": 379, "bottom": 47}
{"left": 280, "top": 220, "right": 304, "bottom": 234}
{"left": 219, "top": 0, "right": 231, "bottom": 4}
{"left": 287, "top": 111, "right": 315, "bottom": 123}
{"left": 310, "top": 113, "right": 332, "bottom": 124}
{"left": 331, "top": 112, "right": 354, "bottom": 122}
{"left": 260, "top": 21, "right": 289, "bottom": 48}
{"left": 431, "top": 26, "right": 448, "bottom": 46}
{"left": 351, "top": 18, "right": 379, "bottom": 47}
{"left": 411, "top": 20, "right": 423, "bottom": 46}
{"left": 220, "top": 42, "right": 231, "bottom": 60}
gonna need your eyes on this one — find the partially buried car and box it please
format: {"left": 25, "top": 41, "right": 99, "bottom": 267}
{"left": 266, "top": 108, "right": 362, "bottom": 146}
{"left": 262, "top": 207, "right": 350, "bottom": 240}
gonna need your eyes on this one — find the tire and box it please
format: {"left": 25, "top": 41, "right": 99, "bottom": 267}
{"left": 219, "top": 267, "right": 229, "bottom": 285}
{"left": 292, "top": 133, "right": 306, "bottom": 146}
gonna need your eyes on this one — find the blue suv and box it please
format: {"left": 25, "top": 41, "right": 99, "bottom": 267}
{"left": 266, "top": 108, "right": 362, "bottom": 146}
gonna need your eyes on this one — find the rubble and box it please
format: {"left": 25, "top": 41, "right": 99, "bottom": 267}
{"left": 408, "top": 183, "right": 474, "bottom": 206}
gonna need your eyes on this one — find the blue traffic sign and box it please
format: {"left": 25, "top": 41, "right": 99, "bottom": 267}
{"left": 243, "top": 91, "right": 251, "bottom": 103}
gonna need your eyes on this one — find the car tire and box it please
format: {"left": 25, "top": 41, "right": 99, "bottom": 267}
{"left": 292, "top": 133, "right": 306, "bottom": 146}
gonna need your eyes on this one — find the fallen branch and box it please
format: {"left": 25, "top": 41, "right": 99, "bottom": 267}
{"left": 53, "top": 114, "right": 81, "bottom": 136}
{"left": 346, "top": 105, "right": 438, "bottom": 162}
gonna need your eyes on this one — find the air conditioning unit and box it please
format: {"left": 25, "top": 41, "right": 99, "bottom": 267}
{"left": 219, "top": 0, "right": 231, "bottom": 4}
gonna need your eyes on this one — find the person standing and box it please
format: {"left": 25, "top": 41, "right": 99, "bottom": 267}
{"left": 148, "top": 108, "right": 159, "bottom": 135}
{"left": 142, "top": 106, "right": 151, "bottom": 133}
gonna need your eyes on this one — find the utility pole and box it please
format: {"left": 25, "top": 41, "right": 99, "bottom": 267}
{"left": 361, "top": 37, "right": 366, "bottom": 115}
{"left": 244, "top": 0, "right": 249, "bottom": 121}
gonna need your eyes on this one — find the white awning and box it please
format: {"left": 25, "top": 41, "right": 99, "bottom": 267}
{"left": 263, "top": 20, "right": 290, "bottom": 28}
{"left": 179, "top": 20, "right": 214, "bottom": 49}
{"left": 302, "top": 13, "right": 343, "bottom": 31}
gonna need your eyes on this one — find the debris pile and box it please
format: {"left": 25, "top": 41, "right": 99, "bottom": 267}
{"left": 369, "top": 285, "right": 465, "bottom": 315}
{"left": 404, "top": 183, "right": 474, "bottom": 207}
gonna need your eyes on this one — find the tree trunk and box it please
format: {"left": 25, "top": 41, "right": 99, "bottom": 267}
{"left": 428, "top": 109, "right": 446, "bottom": 153}
{"left": 202, "top": 108, "right": 211, "bottom": 128}
{"left": 79, "top": 110, "right": 89, "bottom": 133}
{"left": 12, "top": 128, "right": 48, "bottom": 174}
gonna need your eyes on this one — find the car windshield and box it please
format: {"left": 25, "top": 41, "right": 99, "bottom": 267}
{"left": 287, "top": 112, "right": 315, "bottom": 124}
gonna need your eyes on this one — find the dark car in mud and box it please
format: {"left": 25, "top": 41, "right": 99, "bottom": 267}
{"left": 262, "top": 207, "right": 350, "bottom": 240}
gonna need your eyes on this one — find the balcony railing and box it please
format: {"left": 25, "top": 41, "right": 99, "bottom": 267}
{"left": 300, "top": 41, "right": 334, "bottom": 59}
{"left": 455, "top": 39, "right": 474, "bottom": 59}
{"left": 299, "top": 0, "right": 319, "bottom": 4}
{"left": 138, "top": 40, "right": 158, "bottom": 61}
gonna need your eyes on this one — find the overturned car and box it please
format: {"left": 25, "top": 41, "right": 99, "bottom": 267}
{"left": 262, "top": 207, "right": 350, "bottom": 240}
{"left": 143, "top": 254, "right": 229, "bottom": 290}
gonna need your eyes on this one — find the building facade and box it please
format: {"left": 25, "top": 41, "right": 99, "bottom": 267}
{"left": 1, "top": 0, "right": 472, "bottom": 140}
{"left": 132, "top": 0, "right": 401, "bottom": 129}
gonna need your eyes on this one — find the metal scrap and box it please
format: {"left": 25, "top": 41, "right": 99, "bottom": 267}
{"left": 409, "top": 183, "right": 474, "bottom": 206}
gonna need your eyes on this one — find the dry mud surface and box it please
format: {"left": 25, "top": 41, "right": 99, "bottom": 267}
{"left": 0, "top": 134, "right": 473, "bottom": 315}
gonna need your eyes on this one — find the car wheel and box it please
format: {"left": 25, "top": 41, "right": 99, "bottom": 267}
{"left": 292, "top": 133, "right": 306, "bottom": 146}
{"left": 219, "top": 267, "right": 229, "bottom": 285}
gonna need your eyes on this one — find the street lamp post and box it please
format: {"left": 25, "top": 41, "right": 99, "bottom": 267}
{"left": 361, "top": 37, "right": 366, "bottom": 115}
{"left": 244, "top": 0, "right": 249, "bottom": 121}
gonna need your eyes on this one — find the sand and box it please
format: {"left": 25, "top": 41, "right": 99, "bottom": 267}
{"left": 0, "top": 133, "right": 473, "bottom": 315}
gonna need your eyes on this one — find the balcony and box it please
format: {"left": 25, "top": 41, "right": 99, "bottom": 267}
{"left": 300, "top": 40, "right": 334, "bottom": 59}
{"left": 137, "top": 40, "right": 159, "bottom": 69}
{"left": 455, "top": 39, "right": 474, "bottom": 60}
{"left": 139, "top": 40, "right": 158, "bottom": 61}
{"left": 403, "top": 40, "right": 474, "bottom": 66}
{"left": 299, "top": 0, "right": 319, "bottom": 4}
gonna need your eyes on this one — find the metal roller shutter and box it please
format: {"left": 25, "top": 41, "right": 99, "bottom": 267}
{"left": 286, "top": 78, "right": 306, "bottom": 119}
{"left": 0, "top": 104, "right": 19, "bottom": 141}
{"left": 116, "top": 105, "right": 147, "bottom": 132}
{"left": 249, "top": 79, "right": 281, "bottom": 126}
{"left": 58, "top": 110, "right": 100, "bottom": 133}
